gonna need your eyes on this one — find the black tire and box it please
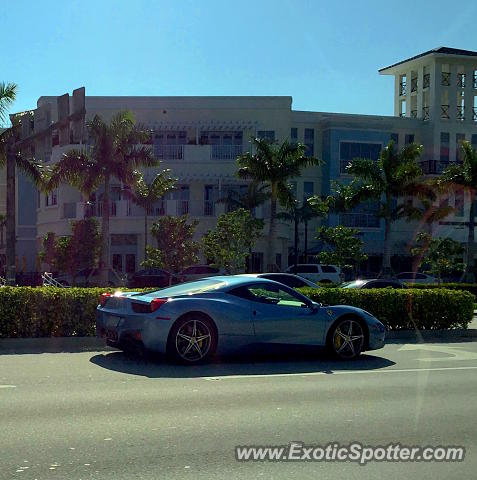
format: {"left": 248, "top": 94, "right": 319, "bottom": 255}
{"left": 326, "top": 316, "right": 366, "bottom": 360}
{"left": 167, "top": 313, "right": 217, "bottom": 364}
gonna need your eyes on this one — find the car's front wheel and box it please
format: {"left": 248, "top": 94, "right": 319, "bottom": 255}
{"left": 328, "top": 317, "right": 365, "bottom": 359}
{"left": 167, "top": 314, "right": 217, "bottom": 364}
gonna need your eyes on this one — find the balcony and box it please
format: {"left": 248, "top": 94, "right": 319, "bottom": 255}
{"left": 211, "top": 144, "right": 243, "bottom": 160}
{"left": 399, "top": 82, "right": 407, "bottom": 96}
{"left": 473, "top": 107, "right": 477, "bottom": 122}
{"left": 410, "top": 109, "right": 417, "bottom": 118}
{"left": 153, "top": 144, "right": 184, "bottom": 160}
{"left": 420, "top": 160, "right": 455, "bottom": 175}
{"left": 457, "top": 105, "right": 465, "bottom": 121}
{"left": 339, "top": 213, "right": 380, "bottom": 229}
{"left": 423, "top": 73, "right": 430, "bottom": 89}
{"left": 422, "top": 106, "right": 430, "bottom": 121}
{"left": 410, "top": 77, "right": 418, "bottom": 92}
{"left": 204, "top": 201, "right": 215, "bottom": 216}
{"left": 441, "top": 104, "right": 450, "bottom": 120}
{"left": 474, "top": 73, "right": 477, "bottom": 89}
{"left": 457, "top": 73, "right": 466, "bottom": 88}
{"left": 441, "top": 72, "right": 451, "bottom": 87}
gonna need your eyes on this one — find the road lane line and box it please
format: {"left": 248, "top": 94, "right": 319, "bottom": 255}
{"left": 202, "top": 365, "right": 477, "bottom": 381}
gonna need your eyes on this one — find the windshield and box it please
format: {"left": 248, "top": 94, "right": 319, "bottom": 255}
{"left": 341, "top": 280, "right": 366, "bottom": 288}
{"left": 142, "top": 278, "right": 228, "bottom": 297}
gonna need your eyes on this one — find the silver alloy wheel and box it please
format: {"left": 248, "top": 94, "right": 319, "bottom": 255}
{"left": 332, "top": 319, "right": 364, "bottom": 359}
{"left": 175, "top": 319, "right": 212, "bottom": 362}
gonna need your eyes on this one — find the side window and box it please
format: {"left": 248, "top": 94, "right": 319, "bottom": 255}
{"left": 321, "top": 265, "right": 336, "bottom": 273}
{"left": 247, "top": 284, "right": 308, "bottom": 308}
{"left": 296, "top": 265, "right": 317, "bottom": 274}
{"left": 415, "top": 273, "right": 426, "bottom": 279}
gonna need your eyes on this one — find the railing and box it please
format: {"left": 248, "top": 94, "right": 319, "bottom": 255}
{"left": 42, "top": 272, "right": 69, "bottom": 288}
{"left": 457, "top": 105, "right": 465, "bottom": 121}
{"left": 422, "top": 106, "right": 430, "bottom": 121}
{"left": 86, "top": 202, "right": 117, "bottom": 217}
{"left": 399, "top": 112, "right": 406, "bottom": 118}
{"left": 399, "top": 82, "right": 407, "bottom": 96}
{"left": 211, "top": 144, "right": 243, "bottom": 160}
{"left": 441, "top": 72, "right": 451, "bottom": 86}
{"left": 178, "top": 200, "right": 189, "bottom": 215}
{"left": 423, "top": 73, "right": 430, "bottom": 89}
{"left": 153, "top": 144, "right": 184, "bottom": 160}
{"left": 339, "top": 213, "right": 380, "bottom": 229}
{"left": 410, "top": 109, "right": 417, "bottom": 118}
{"left": 457, "top": 73, "right": 466, "bottom": 88}
{"left": 441, "top": 104, "right": 450, "bottom": 119}
{"left": 410, "top": 77, "right": 418, "bottom": 92}
{"left": 420, "top": 160, "right": 455, "bottom": 175}
{"left": 204, "top": 201, "right": 215, "bottom": 216}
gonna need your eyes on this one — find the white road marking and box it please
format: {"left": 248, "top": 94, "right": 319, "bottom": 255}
{"left": 0, "top": 385, "right": 16, "bottom": 389}
{"left": 202, "top": 365, "right": 477, "bottom": 381}
{"left": 398, "top": 344, "right": 477, "bottom": 361}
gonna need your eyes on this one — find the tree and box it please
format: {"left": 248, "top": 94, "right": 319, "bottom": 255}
{"left": 142, "top": 215, "right": 199, "bottom": 274}
{"left": 330, "top": 141, "right": 432, "bottom": 277}
{"left": 0, "top": 84, "right": 46, "bottom": 284}
{"left": 123, "top": 170, "right": 176, "bottom": 260}
{"left": 202, "top": 208, "right": 264, "bottom": 273}
{"left": 47, "top": 111, "right": 157, "bottom": 285}
{"left": 237, "top": 138, "right": 321, "bottom": 271}
{"left": 40, "top": 218, "right": 101, "bottom": 284}
{"left": 316, "top": 226, "right": 368, "bottom": 276}
{"left": 411, "top": 232, "right": 464, "bottom": 285}
{"left": 437, "top": 141, "right": 477, "bottom": 282}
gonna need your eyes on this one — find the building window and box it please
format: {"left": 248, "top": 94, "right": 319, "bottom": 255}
{"left": 204, "top": 185, "right": 217, "bottom": 216}
{"left": 390, "top": 133, "right": 399, "bottom": 145}
{"left": 456, "top": 133, "right": 465, "bottom": 162}
{"left": 339, "top": 201, "right": 380, "bottom": 228}
{"left": 290, "top": 128, "right": 297, "bottom": 144}
{"left": 339, "top": 142, "right": 381, "bottom": 174}
{"left": 251, "top": 252, "right": 264, "bottom": 272}
{"left": 304, "top": 128, "right": 314, "bottom": 156}
{"left": 257, "top": 130, "right": 275, "bottom": 142}
{"left": 303, "top": 181, "right": 314, "bottom": 203}
{"left": 472, "top": 134, "right": 477, "bottom": 150}
{"left": 405, "top": 134, "right": 415, "bottom": 145}
{"left": 45, "top": 190, "right": 57, "bottom": 207}
{"left": 440, "top": 132, "right": 450, "bottom": 162}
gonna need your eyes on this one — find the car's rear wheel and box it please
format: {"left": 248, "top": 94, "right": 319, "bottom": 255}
{"left": 328, "top": 317, "right": 365, "bottom": 359}
{"left": 167, "top": 314, "right": 217, "bottom": 364}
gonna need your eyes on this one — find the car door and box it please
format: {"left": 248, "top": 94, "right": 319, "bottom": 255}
{"left": 246, "top": 283, "right": 325, "bottom": 345}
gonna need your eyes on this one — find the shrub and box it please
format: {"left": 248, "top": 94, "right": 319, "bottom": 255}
{"left": 0, "top": 286, "right": 473, "bottom": 338}
{"left": 299, "top": 287, "right": 473, "bottom": 330}
{"left": 404, "top": 283, "right": 477, "bottom": 298}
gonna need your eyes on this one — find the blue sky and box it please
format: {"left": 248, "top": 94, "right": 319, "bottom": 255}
{"left": 2, "top": 0, "right": 477, "bottom": 118}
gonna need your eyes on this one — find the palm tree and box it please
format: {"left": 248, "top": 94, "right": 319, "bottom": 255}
{"left": 47, "top": 111, "right": 157, "bottom": 285}
{"left": 331, "top": 141, "right": 433, "bottom": 277}
{"left": 217, "top": 181, "right": 269, "bottom": 214}
{"left": 237, "top": 138, "right": 321, "bottom": 271}
{"left": 437, "top": 140, "right": 477, "bottom": 282}
{"left": 1, "top": 83, "right": 46, "bottom": 284}
{"left": 122, "top": 170, "right": 176, "bottom": 260}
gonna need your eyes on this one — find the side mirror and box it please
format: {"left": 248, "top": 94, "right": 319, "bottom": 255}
{"left": 310, "top": 302, "right": 320, "bottom": 312}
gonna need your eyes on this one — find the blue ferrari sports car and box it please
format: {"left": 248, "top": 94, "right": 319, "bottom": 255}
{"left": 96, "top": 275, "right": 386, "bottom": 363}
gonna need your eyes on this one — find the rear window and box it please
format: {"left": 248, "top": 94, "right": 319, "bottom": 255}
{"left": 321, "top": 265, "right": 337, "bottom": 273}
{"left": 295, "top": 265, "right": 318, "bottom": 273}
{"left": 142, "top": 278, "right": 227, "bottom": 297}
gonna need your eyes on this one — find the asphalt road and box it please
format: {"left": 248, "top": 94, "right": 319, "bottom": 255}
{"left": 1, "top": 341, "right": 476, "bottom": 480}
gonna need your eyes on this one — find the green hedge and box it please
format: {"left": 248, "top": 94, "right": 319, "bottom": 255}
{"left": 404, "top": 283, "right": 477, "bottom": 297}
{"left": 299, "top": 287, "right": 473, "bottom": 331}
{"left": 0, "top": 286, "right": 473, "bottom": 338}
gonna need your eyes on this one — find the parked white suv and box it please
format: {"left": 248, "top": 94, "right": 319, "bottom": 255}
{"left": 284, "top": 264, "right": 343, "bottom": 284}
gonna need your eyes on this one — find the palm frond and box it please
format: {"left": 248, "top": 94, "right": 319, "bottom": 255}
{"left": 0, "top": 82, "right": 17, "bottom": 123}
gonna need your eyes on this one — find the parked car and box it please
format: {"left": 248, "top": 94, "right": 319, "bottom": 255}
{"left": 341, "top": 279, "right": 406, "bottom": 289}
{"left": 244, "top": 273, "right": 321, "bottom": 289}
{"left": 396, "top": 272, "right": 436, "bottom": 284}
{"left": 55, "top": 268, "right": 127, "bottom": 287}
{"left": 284, "top": 264, "right": 343, "bottom": 284}
{"left": 128, "top": 268, "right": 179, "bottom": 288}
{"left": 179, "top": 265, "right": 224, "bottom": 283}
{"left": 97, "top": 275, "right": 386, "bottom": 363}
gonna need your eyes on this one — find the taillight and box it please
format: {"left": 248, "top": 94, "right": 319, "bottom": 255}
{"left": 99, "top": 293, "right": 111, "bottom": 307}
{"left": 150, "top": 298, "right": 168, "bottom": 312}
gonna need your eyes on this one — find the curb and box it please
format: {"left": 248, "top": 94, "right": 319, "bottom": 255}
{"left": 0, "top": 337, "right": 114, "bottom": 355}
{"left": 386, "top": 328, "right": 477, "bottom": 343}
